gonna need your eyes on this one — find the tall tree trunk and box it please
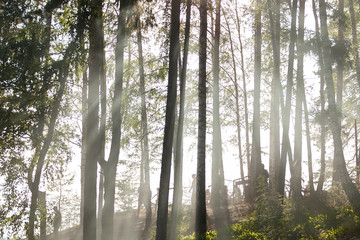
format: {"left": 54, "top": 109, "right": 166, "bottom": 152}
{"left": 155, "top": 0, "right": 181, "bottom": 238}
{"left": 170, "top": 0, "right": 191, "bottom": 238}
{"left": 99, "top": 1, "right": 131, "bottom": 239}
{"left": 278, "top": 0, "right": 297, "bottom": 196}
{"left": 235, "top": 5, "right": 251, "bottom": 177}
{"left": 211, "top": 0, "right": 229, "bottom": 231}
{"left": 267, "top": 0, "right": 281, "bottom": 189}
{"left": 319, "top": 0, "right": 360, "bottom": 215}
{"left": 293, "top": 0, "right": 305, "bottom": 219}
{"left": 83, "top": 0, "right": 102, "bottom": 239}
{"left": 349, "top": 0, "right": 360, "bottom": 89}
{"left": 303, "top": 94, "right": 314, "bottom": 193}
{"left": 80, "top": 66, "right": 87, "bottom": 228}
{"left": 333, "top": 0, "right": 345, "bottom": 184}
{"left": 224, "top": 8, "right": 244, "bottom": 186}
{"left": 196, "top": 0, "right": 207, "bottom": 236}
{"left": 250, "top": 0, "right": 262, "bottom": 202}
{"left": 27, "top": 12, "right": 53, "bottom": 240}
{"left": 312, "top": 0, "right": 326, "bottom": 192}
{"left": 136, "top": 6, "right": 152, "bottom": 238}
{"left": 78, "top": 0, "right": 88, "bottom": 228}
{"left": 97, "top": 19, "right": 106, "bottom": 239}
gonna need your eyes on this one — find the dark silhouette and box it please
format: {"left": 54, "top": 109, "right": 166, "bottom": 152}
{"left": 53, "top": 206, "right": 62, "bottom": 239}
{"left": 137, "top": 182, "right": 145, "bottom": 217}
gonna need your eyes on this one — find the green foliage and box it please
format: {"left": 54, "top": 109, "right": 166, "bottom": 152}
{"left": 180, "top": 231, "right": 217, "bottom": 240}
{"left": 231, "top": 221, "right": 266, "bottom": 240}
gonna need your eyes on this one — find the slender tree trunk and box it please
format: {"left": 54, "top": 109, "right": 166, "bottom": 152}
{"left": 97, "top": 20, "right": 106, "bottom": 239}
{"left": 80, "top": 61, "right": 87, "bottom": 229}
{"left": 224, "top": 9, "right": 244, "bottom": 186}
{"left": 319, "top": 0, "right": 360, "bottom": 215}
{"left": 267, "top": 0, "right": 281, "bottom": 189}
{"left": 278, "top": 0, "right": 297, "bottom": 196}
{"left": 235, "top": 5, "right": 251, "bottom": 177}
{"left": 196, "top": 0, "right": 207, "bottom": 236}
{"left": 250, "top": 0, "right": 262, "bottom": 202}
{"left": 99, "top": 2, "right": 130, "bottom": 239}
{"left": 83, "top": 0, "right": 102, "bottom": 239}
{"left": 332, "top": 0, "right": 345, "bottom": 184}
{"left": 169, "top": 0, "right": 191, "bottom": 238}
{"left": 155, "top": 0, "right": 181, "bottom": 238}
{"left": 293, "top": 0, "right": 305, "bottom": 219}
{"left": 136, "top": 7, "right": 152, "bottom": 238}
{"left": 211, "top": 0, "right": 229, "bottom": 232}
{"left": 78, "top": 0, "right": 87, "bottom": 228}
{"left": 349, "top": 0, "right": 360, "bottom": 89}
{"left": 28, "top": 49, "right": 71, "bottom": 240}
{"left": 303, "top": 94, "right": 314, "bottom": 193}
{"left": 27, "top": 12, "right": 53, "bottom": 240}
{"left": 312, "top": 0, "right": 326, "bottom": 192}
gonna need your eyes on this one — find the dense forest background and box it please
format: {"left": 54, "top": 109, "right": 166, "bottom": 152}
{"left": 1, "top": 0, "right": 360, "bottom": 239}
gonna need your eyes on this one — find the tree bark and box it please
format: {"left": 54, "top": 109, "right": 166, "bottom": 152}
{"left": 224, "top": 7, "right": 244, "bottom": 186}
{"left": 311, "top": 0, "right": 326, "bottom": 193}
{"left": 196, "top": 0, "right": 208, "bottom": 237}
{"left": 83, "top": 0, "right": 102, "bottom": 239}
{"left": 249, "top": 0, "right": 262, "bottom": 202}
{"left": 136, "top": 6, "right": 152, "bottom": 238}
{"left": 267, "top": 0, "right": 281, "bottom": 189}
{"left": 293, "top": 0, "right": 305, "bottom": 219}
{"left": 169, "top": 0, "right": 191, "bottom": 238}
{"left": 235, "top": 4, "right": 251, "bottom": 177}
{"left": 155, "top": 0, "right": 181, "bottom": 238}
{"left": 303, "top": 93, "right": 314, "bottom": 193}
{"left": 278, "top": 0, "right": 297, "bottom": 197}
{"left": 211, "top": 0, "right": 229, "bottom": 231}
{"left": 98, "top": 1, "right": 130, "bottom": 239}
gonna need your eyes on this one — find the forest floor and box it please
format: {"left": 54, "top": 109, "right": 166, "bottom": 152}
{"left": 44, "top": 198, "right": 252, "bottom": 240}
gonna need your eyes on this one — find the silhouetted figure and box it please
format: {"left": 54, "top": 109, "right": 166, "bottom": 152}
{"left": 259, "top": 163, "right": 269, "bottom": 184}
{"left": 233, "top": 185, "right": 241, "bottom": 203}
{"left": 137, "top": 182, "right": 145, "bottom": 217}
{"left": 53, "top": 206, "right": 61, "bottom": 239}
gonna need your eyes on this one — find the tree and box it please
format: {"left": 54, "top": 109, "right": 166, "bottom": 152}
{"left": 83, "top": 0, "right": 102, "bottom": 239}
{"left": 311, "top": 0, "right": 327, "bottom": 193}
{"left": 196, "top": 0, "right": 208, "bottom": 237}
{"left": 249, "top": 0, "right": 262, "bottom": 202}
{"left": 211, "top": 0, "right": 230, "bottom": 231}
{"left": 333, "top": 0, "right": 345, "bottom": 184}
{"left": 293, "top": 0, "right": 305, "bottom": 218}
{"left": 267, "top": 0, "right": 281, "bottom": 189}
{"left": 169, "top": 0, "right": 192, "bottom": 238}
{"left": 136, "top": 4, "right": 152, "bottom": 237}
{"left": 97, "top": 1, "right": 135, "bottom": 240}
{"left": 155, "top": 0, "right": 181, "bottom": 238}
{"left": 319, "top": 0, "right": 360, "bottom": 215}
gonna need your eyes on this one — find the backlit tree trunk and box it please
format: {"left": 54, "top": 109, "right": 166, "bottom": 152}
{"left": 155, "top": 0, "right": 181, "bottom": 238}
{"left": 170, "top": 0, "right": 191, "bottom": 238}
{"left": 196, "top": 0, "right": 207, "bottom": 236}
{"left": 83, "top": 0, "right": 102, "bottom": 239}
{"left": 278, "top": 0, "right": 297, "bottom": 196}
{"left": 249, "top": 0, "right": 262, "bottom": 202}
